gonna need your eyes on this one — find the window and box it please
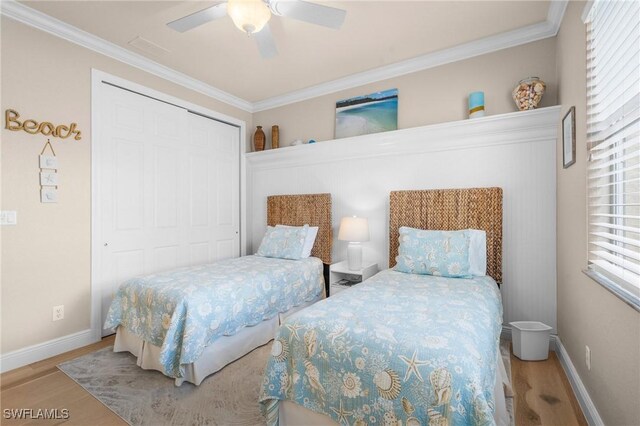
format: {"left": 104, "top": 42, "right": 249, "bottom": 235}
{"left": 585, "top": 0, "right": 640, "bottom": 309}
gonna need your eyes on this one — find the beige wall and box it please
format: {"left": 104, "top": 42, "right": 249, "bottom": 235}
{"left": 0, "top": 17, "right": 251, "bottom": 353}
{"left": 556, "top": 2, "right": 640, "bottom": 425}
{"left": 253, "top": 38, "right": 557, "bottom": 147}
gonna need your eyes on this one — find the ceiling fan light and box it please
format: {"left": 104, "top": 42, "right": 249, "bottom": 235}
{"left": 227, "top": 0, "right": 271, "bottom": 35}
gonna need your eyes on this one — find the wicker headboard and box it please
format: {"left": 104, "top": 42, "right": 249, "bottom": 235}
{"left": 389, "top": 188, "right": 503, "bottom": 283}
{"left": 267, "top": 193, "right": 332, "bottom": 265}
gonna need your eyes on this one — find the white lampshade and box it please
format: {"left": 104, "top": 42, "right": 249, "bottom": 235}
{"left": 338, "top": 216, "right": 369, "bottom": 242}
{"left": 227, "top": 0, "right": 271, "bottom": 35}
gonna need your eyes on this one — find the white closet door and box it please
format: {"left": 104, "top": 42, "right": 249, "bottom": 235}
{"left": 185, "top": 113, "right": 240, "bottom": 265}
{"left": 97, "top": 83, "right": 240, "bottom": 336}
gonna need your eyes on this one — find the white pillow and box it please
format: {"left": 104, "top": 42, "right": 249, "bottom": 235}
{"left": 467, "top": 229, "right": 487, "bottom": 276}
{"left": 275, "top": 225, "right": 319, "bottom": 258}
{"left": 301, "top": 226, "right": 319, "bottom": 258}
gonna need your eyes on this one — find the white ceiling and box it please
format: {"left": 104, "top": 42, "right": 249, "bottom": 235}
{"left": 20, "top": 1, "right": 551, "bottom": 103}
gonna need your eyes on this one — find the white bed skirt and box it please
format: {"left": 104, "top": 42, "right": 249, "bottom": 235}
{"left": 279, "top": 351, "right": 513, "bottom": 426}
{"left": 114, "top": 298, "right": 319, "bottom": 386}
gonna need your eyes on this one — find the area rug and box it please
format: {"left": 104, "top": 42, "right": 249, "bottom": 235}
{"left": 59, "top": 344, "right": 270, "bottom": 425}
{"left": 59, "top": 340, "right": 514, "bottom": 426}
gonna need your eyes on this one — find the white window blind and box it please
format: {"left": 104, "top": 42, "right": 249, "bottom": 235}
{"left": 586, "top": 0, "right": 640, "bottom": 305}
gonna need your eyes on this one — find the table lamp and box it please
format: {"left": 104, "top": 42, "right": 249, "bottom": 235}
{"left": 338, "top": 216, "right": 370, "bottom": 271}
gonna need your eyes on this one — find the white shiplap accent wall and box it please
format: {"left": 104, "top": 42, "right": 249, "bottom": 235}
{"left": 246, "top": 106, "right": 560, "bottom": 331}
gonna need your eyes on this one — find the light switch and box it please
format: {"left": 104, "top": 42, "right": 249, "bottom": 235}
{"left": 0, "top": 211, "right": 17, "bottom": 225}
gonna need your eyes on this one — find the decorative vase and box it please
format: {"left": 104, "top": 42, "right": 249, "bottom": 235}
{"left": 468, "top": 91, "right": 485, "bottom": 119}
{"left": 253, "top": 126, "right": 265, "bottom": 151}
{"left": 512, "top": 77, "right": 546, "bottom": 111}
{"left": 271, "top": 125, "right": 279, "bottom": 149}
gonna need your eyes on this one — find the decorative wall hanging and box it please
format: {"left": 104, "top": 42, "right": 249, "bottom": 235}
{"left": 335, "top": 89, "right": 398, "bottom": 139}
{"left": 5, "top": 109, "right": 82, "bottom": 140}
{"left": 40, "top": 171, "right": 58, "bottom": 186}
{"left": 39, "top": 154, "right": 57, "bottom": 169}
{"left": 562, "top": 106, "right": 576, "bottom": 168}
{"left": 41, "top": 187, "right": 58, "bottom": 203}
{"left": 39, "top": 139, "right": 59, "bottom": 203}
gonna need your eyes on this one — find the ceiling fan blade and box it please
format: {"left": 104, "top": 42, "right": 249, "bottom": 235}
{"left": 167, "top": 2, "right": 228, "bottom": 33}
{"left": 254, "top": 24, "right": 278, "bottom": 59}
{"left": 269, "top": 0, "right": 346, "bottom": 29}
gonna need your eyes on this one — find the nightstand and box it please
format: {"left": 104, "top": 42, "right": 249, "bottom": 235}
{"left": 329, "top": 260, "right": 378, "bottom": 296}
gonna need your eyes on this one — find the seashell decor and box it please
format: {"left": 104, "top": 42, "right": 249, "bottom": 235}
{"left": 430, "top": 367, "right": 453, "bottom": 406}
{"left": 373, "top": 369, "right": 401, "bottom": 400}
{"left": 512, "top": 77, "right": 546, "bottom": 111}
{"left": 271, "top": 338, "right": 289, "bottom": 362}
{"left": 304, "top": 329, "right": 317, "bottom": 357}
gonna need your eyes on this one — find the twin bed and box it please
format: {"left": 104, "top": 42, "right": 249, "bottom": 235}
{"left": 105, "top": 188, "right": 509, "bottom": 425}
{"left": 260, "top": 188, "right": 508, "bottom": 426}
{"left": 104, "top": 193, "right": 332, "bottom": 386}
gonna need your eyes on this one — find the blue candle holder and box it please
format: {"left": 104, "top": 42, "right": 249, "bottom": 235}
{"left": 468, "top": 91, "right": 485, "bottom": 118}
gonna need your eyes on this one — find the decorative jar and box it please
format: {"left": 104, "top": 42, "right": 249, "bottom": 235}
{"left": 253, "top": 126, "right": 265, "bottom": 151}
{"left": 512, "top": 77, "right": 545, "bottom": 111}
{"left": 271, "top": 125, "right": 279, "bottom": 149}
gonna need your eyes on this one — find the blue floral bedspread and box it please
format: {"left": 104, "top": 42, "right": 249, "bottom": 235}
{"left": 259, "top": 269, "right": 503, "bottom": 426}
{"left": 104, "top": 255, "right": 324, "bottom": 378}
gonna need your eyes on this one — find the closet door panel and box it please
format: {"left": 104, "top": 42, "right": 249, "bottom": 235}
{"left": 186, "top": 113, "right": 240, "bottom": 263}
{"left": 97, "top": 83, "right": 240, "bottom": 336}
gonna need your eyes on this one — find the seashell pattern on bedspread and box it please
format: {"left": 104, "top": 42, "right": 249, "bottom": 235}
{"left": 104, "top": 255, "right": 324, "bottom": 378}
{"left": 259, "top": 269, "right": 503, "bottom": 426}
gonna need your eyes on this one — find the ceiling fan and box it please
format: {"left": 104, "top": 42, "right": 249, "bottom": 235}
{"left": 167, "top": 0, "right": 347, "bottom": 59}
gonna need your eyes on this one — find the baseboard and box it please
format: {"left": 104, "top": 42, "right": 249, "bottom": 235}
{"left": 0, "top": 329, "right": 98, "bottom": 373}
{"left": 554, "top": 337, "right": 604, "bottom": 426}
{"left": 549, "top": 333, "right": 558, "bottom": 352}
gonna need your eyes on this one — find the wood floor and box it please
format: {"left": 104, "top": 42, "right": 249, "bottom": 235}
{"left": 511, "top": 348, "right": 587, "bottom": 426}
{"left": 1, "top": 336, "right": 124, "bottom": 426}
{"left": 1, "top": 338, "right": 587, "bottom": 426}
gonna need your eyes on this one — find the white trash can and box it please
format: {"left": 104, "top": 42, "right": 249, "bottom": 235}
{"left": 510, "top": 321, "right": 552, "bottom": 361}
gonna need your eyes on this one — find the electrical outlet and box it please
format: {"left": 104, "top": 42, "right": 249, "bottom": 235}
{"left": 52, "top": 305, "right": 64, "bottom": 321}
{"left": 585, "top": 345, "right": 591, "bottom": 370}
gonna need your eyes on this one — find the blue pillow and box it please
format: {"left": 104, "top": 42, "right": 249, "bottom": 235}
{"left": 394, "top": 227, "right": 472, "bottom": 278}
{"left": 257, "top": 225, "right": 309, "bottom": 260}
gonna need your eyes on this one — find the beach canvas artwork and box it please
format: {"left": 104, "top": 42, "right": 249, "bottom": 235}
{"left": 335, "top": 89, "right": 398, "bottom": 139}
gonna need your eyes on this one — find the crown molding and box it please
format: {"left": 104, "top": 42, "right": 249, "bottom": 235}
{"left": 1, "top": 0, "right": 567, "bottom": 114}
{"left": 547, "top": 0, "right": 570, "bottom": 33}
{"left": 253, "top": 1, "right": 568, "bottom": 112}
{"left": 0, "top": 0, "right": 253, "bottom": 113}
{"left": 253, "top": 18, "right": 560, "bottom": 112}
{"left": 581, "top": 1, "right": 595, "bottom": 23}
